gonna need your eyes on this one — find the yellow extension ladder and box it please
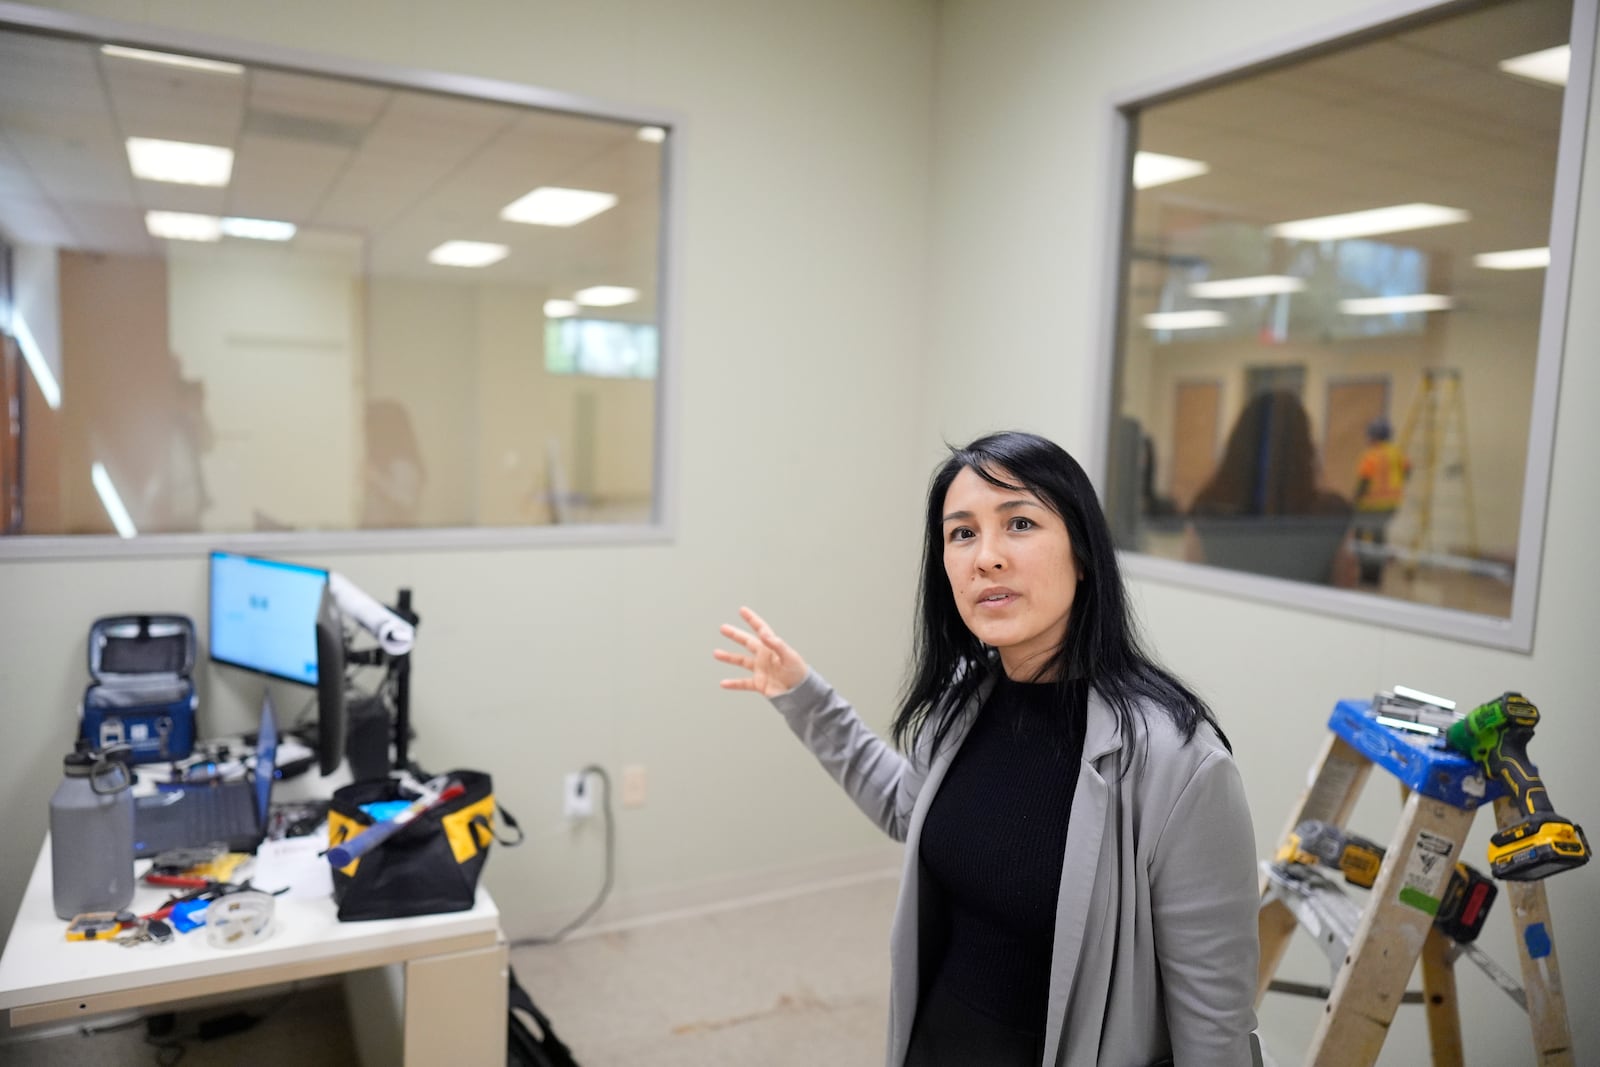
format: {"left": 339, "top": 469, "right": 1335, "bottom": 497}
{"left": 1394, "top": 367, "right": 1480, "bottom": 572}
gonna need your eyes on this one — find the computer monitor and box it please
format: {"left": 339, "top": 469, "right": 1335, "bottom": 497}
{"left": 208, "top": 551, "right": 328, "bottom": 686}
{"left": 313, "top": 584, "right": 348, "bottom": 777}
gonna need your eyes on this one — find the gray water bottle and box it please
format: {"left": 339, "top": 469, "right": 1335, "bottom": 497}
{"left": 49, "top": 742, "right": 135, "bottom": 919}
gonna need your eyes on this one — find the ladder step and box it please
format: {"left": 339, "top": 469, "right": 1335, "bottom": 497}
{"left": 1262, "top": 861, "right": 1528, "bottom": 1012}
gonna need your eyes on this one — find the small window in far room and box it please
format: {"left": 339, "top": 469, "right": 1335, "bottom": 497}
{"left": 1100, "top": 0, "right": 1591, "bottom": 650}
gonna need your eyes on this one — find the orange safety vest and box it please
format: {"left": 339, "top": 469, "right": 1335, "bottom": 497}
{"left": 1356, "top": 442, "right": 1408, "bottom": 512}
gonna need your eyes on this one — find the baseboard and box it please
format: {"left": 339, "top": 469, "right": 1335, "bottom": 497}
{"left": 507, "top": 842, "right": 903, "bottom": 946}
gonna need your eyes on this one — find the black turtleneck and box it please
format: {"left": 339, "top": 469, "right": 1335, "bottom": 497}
{"left": 915, "top": 674, "right": 1087, "bottom": 1035}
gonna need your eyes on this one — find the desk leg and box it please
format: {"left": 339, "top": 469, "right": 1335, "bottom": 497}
{"left": 402, "top": 937, "right": 508, "bottom": 1067}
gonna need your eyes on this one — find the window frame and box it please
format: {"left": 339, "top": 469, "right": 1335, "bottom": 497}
{"left": 1089, "top": 0, "right": 1597, "bottom": 652}
{"left": 0, "top": 1, "right": 684, "bottom": 561}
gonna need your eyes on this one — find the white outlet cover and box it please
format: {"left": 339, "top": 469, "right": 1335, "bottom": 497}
{"left": 564, "top": 772, "right": 594, "bottom": 818}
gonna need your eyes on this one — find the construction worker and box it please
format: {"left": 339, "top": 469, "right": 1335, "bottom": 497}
{"left": 1352, "top": 416, "right": 1409, "bottom": 585}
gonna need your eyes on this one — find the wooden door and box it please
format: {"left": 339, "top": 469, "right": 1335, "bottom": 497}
{"left": 1325, "top": 379, "right": 1390, "bottom": 499}
{"left": 1170, "top": 380, "right": 1221, "bottom": 512}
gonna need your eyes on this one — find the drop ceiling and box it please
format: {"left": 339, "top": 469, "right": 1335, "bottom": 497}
{"left": 1130, "top": 0, "right": 1574, "bottom": 308}
{"left": 0, "top": 23, "right": 665, "bottom": 312}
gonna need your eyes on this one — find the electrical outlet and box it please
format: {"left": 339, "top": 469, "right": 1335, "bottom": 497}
{"left": 563, "top": 771, "right": 594, "bottom": 819}
{"left": 621, "top": 764, "right": 647, "bottom": 808}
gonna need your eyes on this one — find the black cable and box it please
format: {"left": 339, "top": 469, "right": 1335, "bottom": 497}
{"left": 511, "top": 764, "right": 614, "bottom": 947}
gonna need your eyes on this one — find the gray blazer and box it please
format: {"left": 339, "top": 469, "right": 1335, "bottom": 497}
{"left": 771, "top": 670, "right": 1261, "bottom": 1067}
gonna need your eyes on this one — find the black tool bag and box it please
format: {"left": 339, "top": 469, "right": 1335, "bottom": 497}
{"left": 508, "top": 965, "right": 582, "bottom": 1067}
{"left": 326, "top": 770, "right": 522, "bottom": 921}
{"left": 80, "top": 614, "right": 198, "bottom": 765}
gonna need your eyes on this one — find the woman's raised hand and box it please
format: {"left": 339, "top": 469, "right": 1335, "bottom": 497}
{"left": 714, "top": 606, "right": 809, "bottom": 698}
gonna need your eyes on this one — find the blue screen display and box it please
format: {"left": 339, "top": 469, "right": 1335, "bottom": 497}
{"left": 208, "top": 552, "right": 327, "bottom": 685}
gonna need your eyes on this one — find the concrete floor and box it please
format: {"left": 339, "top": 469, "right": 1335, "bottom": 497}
{"left": 0, "top": 873, "right": 898, "bottom": 1067}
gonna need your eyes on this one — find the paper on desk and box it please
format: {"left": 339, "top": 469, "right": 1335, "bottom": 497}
{"left": 253, "top": 834, "right": 334, "bottom": 899}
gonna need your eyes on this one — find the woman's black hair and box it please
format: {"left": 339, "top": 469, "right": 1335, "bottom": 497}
{"left": 891, "top": 430, "right": 1228, "bottom": 760}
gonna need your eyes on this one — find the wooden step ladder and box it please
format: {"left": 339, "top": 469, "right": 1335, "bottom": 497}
{"left": 1256, "top": 701, "right": 1574, "bottom": 1066}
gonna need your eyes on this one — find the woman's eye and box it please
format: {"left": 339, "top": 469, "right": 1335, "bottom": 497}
{"left": 948, "top": 527, "right": 974, "bottom": 542}
{"left": 1010, "top": 517, "right": 1035, "bottom": 531}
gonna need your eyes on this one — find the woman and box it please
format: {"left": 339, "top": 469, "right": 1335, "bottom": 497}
{"left": 1190, "top": 390, "right": 1348, "bottom": 519}
{"left": 716, "top": 431, "right": 1259, "bottom": 1067}
{"left": 1188, "top": 390, "right": 1354, "bottom": 587}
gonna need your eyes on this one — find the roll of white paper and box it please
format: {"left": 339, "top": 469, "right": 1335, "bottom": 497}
{"left": 327, "top": 571, "right": 416, "bottom": 655}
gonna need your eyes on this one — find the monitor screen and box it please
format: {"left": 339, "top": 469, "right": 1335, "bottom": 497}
{"left": 208, "top": 551, "right": 328, "bottom": 686}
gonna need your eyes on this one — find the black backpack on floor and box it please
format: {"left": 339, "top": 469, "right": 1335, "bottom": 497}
{"left": 508, "top": 965, "right": 580, "bottom": 1067}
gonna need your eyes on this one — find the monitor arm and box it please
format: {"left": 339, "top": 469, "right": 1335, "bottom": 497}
{"left": 328, "top": 572, "right": 415, "bottom": 655}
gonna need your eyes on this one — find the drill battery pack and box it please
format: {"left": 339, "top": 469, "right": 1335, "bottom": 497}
{"left": 80, "top": 615, "right": 197, "bottom": 765}
{"left": 1489, "top": 814, "right": 1591, "bottom": 881}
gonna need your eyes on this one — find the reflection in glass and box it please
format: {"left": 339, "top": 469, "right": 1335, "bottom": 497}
{"left": 0, "top": 24, "right": 667, "bottom": 537}
{"left": 1107, "top": 0, "right": 1575, "bottom": 620}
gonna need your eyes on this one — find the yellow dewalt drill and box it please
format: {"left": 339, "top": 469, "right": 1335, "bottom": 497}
{"left": 1446, "top": 692, "right": 1590, "bottom": 880}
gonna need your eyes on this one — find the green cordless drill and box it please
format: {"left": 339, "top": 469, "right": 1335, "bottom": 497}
{"left": 1446, "top": 692, "right": 1590, "bottom": 881}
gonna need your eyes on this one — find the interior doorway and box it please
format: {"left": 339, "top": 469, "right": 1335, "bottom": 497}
{"left": 1325, "top": 377, "right": 1390, "bottom": 499}
{"left": 1169, "top": 379, "right": 1221, "bottom": 513}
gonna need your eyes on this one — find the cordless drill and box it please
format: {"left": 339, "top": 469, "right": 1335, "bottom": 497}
{"left": 1445, "top": 692, "right": 1590, "bottom": 880}
{"left": 1275, "top": 820, "right": 1497, "bottom": 940}
{"left": 1277, "top": 820, "right": 1386, "bottom": 888}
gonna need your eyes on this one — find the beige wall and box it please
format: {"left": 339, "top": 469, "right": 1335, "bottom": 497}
{"left": 929, "top": 0, "right": 1600, "bottom": 1063}
{"left": 167, "top": 240, "right": 365, "bottom": 532}
{"left": 0, "top": 0, "right": 934, "bottom": 962}
{"left": 364, "top": 276, "right": 479, "bottom": 526}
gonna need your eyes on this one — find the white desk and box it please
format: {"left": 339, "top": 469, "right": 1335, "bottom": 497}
{"left": 0, "top": 838, "right": 508, "bottom": 1066}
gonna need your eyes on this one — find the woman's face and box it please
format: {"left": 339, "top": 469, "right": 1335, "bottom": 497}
{"left": 940, "top": 465, "right": 1081, "bottom": 680}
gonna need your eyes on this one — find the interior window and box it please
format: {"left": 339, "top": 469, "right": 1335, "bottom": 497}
{"left": 1104, "top": 0, "right": 1582, "bottom": 646}
{"left": 0, "top": 22, "right": 670, "bottom": 541}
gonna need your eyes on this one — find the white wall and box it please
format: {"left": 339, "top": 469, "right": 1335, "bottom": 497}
{"left": 930, "top": 0, "right": 1600, "bottom": 1063}
{"left": 0, "top": 0, "right": 934, "bottom": 954}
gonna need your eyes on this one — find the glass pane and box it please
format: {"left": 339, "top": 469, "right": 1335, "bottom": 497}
{"left": 1108, "top": 0, "right": 1573, "bottom": 620}
{"left": 0, "top": 28, "right": 667, "bottom": 538}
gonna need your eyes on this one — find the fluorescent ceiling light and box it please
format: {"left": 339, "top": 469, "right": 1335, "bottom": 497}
{"left": 1132, "top": 151, "right": 1209, "bottom": 190}
{"left": 1143, "top": 310, "right": 1228, "bottom": 330}
{"left": 1339, "top": 294, "right": 1453, "bottom": 315}
{"left": 126, "top": 137, "right": 234, "bottom": 186}
{"left": 637, "top": 126, "right": 667, "bottom": 143}
{"left": 100, "top": 44, "right": 244, "bottom": 75}
{"left": 220, "top": 217, "right": 296, "bottom": 241}
{"left": 91, "top": 462, "right": 138, "bottom": 538}
{"left": 1271, "top": 203, "right": 1469, "bottom": 241}
{"left": 500, "top": 187, "right": 618, "bottom": 227}
{"left": 145, "top": 210, "right": 222, "bottom": 242}
{"left": 574, "top": 285, "right": 639, "bottom": 307}
{"left": 1499, "top": 45, "right": 1570, "bottom": 87}
{"left": 544, "top": 299, "right": 579, "bottom": 318}
{"left": 427, "top": 241, "right": 508, "bottom": 268}
{"left": 1473, "top": 246, "right": 1550, "bottom": 271}
{"left": 1188, "top": 275, "right": 1307, "bottom": 299}
{"left": 13, "top": 313, "right": 61, "bottom": 410}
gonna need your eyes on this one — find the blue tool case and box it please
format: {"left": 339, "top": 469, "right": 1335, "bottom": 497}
{"left": 81, "top": 614, "right": 198, "bottom": 765}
